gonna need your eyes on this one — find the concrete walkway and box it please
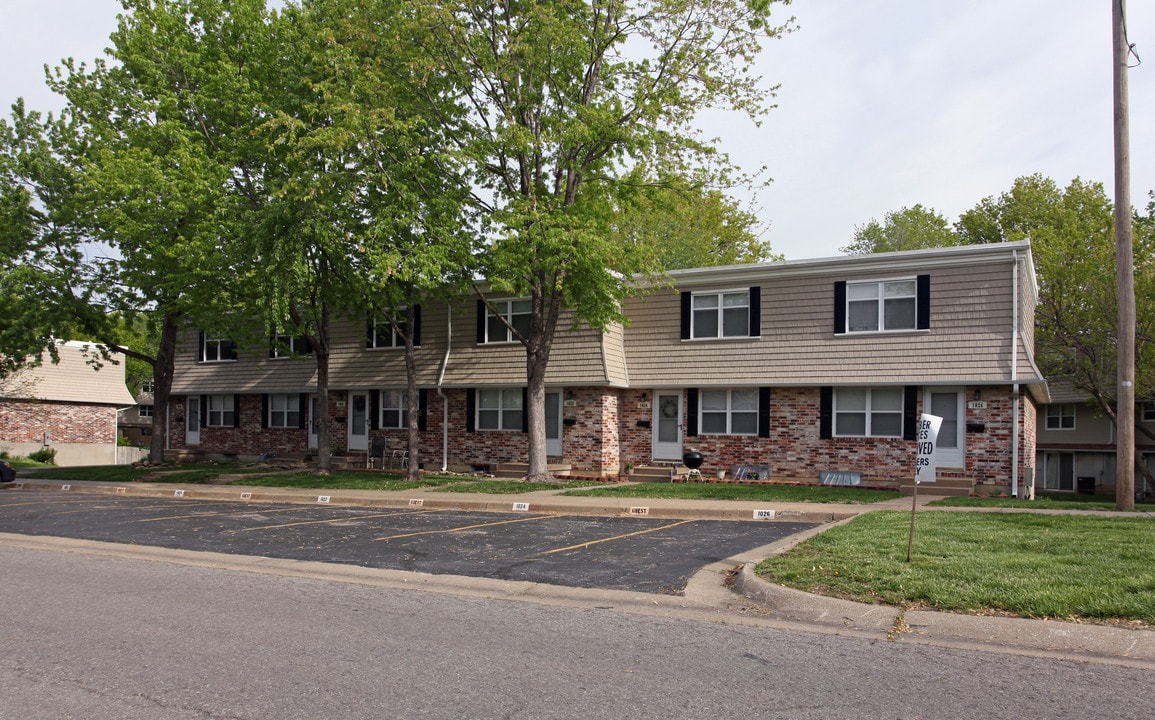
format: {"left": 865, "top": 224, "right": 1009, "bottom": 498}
{"left": 5, "top": 475, "right": 1154, "bottom": 668}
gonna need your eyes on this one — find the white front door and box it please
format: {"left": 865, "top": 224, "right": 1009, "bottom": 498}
{"left": 347, "top": 392, "right": 369, "bottom": 452}
{"left": 186, "top": 396, "right": 201, "bottom": 446}
{"left": 927, "top": 388, "right": 964, "bottom": 469}
{"left": 652, "top": 391, "right": 683, "bottom": 461}
{"left": 545, "top": 390, "right": 563, "bottom": 457}
{"left": 308, "top": 394, "right": 319, "bottom": 450}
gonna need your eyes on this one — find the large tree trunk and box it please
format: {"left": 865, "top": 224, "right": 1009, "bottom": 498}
{"left": 149, "top": 312, "right": 181, "bottom": 464}
{"left": 404, "top": 303, "right": 421, "bottom": 481}
{"left": 313, "top": 302, "right": 333, "bottom": 474}
{"left": 524, "top": 285, "right": 562, "bottom": 483}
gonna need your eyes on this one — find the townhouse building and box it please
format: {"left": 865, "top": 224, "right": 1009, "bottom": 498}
{"left": 165, "top": 241, "right": 1046, "bottom": 494}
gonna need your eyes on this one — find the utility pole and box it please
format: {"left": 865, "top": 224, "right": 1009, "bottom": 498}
{"left": 1113, "top": 0, "right": 1135, "bottom": 511}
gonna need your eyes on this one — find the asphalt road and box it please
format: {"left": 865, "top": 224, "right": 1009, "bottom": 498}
{"left": 3, "top": 545, "right": 1151, "bottom": 720}
{"left": 0, "top": 493, "right": 816, "bottom": 594}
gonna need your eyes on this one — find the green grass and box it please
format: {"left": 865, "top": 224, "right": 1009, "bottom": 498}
{"left": 756, "top": 511, "right": 1155, "bottom": 625}
{"left": 429, "top": 479, "right": 618, "bottom": 494}
{"left": 4, "top": 457, "right": 56, "bottom": 470}
{"left": 930, "top": 492, "right": 1155, "bottom": 511}
{"left": 563, "top": 482, "right": 900, "bottom": 504}
{"left": 24, "top": 465, "right": 160, "bottom": 482}
{"left": 25, "top": 463, "right": 267, "bottom": 484}
{"left": 226, "top": 472, "right": 470, "bottom": 491}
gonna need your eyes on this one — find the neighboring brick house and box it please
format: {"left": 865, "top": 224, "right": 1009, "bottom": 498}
{"left": 1035, "top": 383, "right": 1155, "bottom": 497}
{"left": 118, "top": 382, "right": 156, "bottom": 448}
{"left": 0, "top": 341, "right": 136, "bottom": 466}
{"left": 166, "top": 241, "right": 1047, "bottom": 494}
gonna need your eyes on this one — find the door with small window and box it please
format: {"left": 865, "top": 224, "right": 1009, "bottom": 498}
{"left": 545, "top": 391, "right": 563, "bottom": 457}
{"left": 186, "top": 396, "right": 201, "bottom": 446}
{"left": 927, "top": 388, "right": 964, "bottom": 469}
{"left": 347, "top": 392, "right": 369, "bottom": 452}
{"left": 652, "top": 391, "right": 683, "bottom": 461}
{"left": 308, "top": 395, "right": 319, "bottom": 449}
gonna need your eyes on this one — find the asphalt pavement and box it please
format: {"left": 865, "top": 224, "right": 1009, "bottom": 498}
{"left": 3, "top": 474, "right": 1154, "bottom": 668}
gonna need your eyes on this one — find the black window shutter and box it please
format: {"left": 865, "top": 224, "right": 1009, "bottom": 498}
{"left": 916, "top": 274, "right": 931, "bottom": 330}
{"left": 200, "top": 394, "right": 208, "bottom": 428}
{"left": 758, "top": 387, "right": 771, "bottom": 438}
{"left": 268, "top": 336, "right": 276, "bottom": 359}
{"left": 224, "top": 341, "right": 237, "bottom": 361}
{"left": 903, "top": 386, "right": 918, "bottom": 441}
{"left": 686, "top": 388, "right": 699, "bottom": 437}
{"left": 819, "top": 387, "right": 833, "bottom": 439}
{"left": 833, "top": 282, "right": 847, "bottom": 335}
{"left": 261, "top": 394, "right": 269, "bottom": 428}
{"left": 366, "top": 317, "right": 375, "bottom": 349}
{"left": 418, "top": 389, "right": 428, "bottom": 432}
{"left": 476, "top": 300, "right": 487, "bottom": 344}
{"left": 521, "top": 387, "right": 529, "bottom": 433}
{"left": 466, "top": 389, "right": 476, "bottom": 432}
{"left": 749, "top": 286, "right": 761, "bottom": 337}
{"left": 370, "top": 390, "right": 379, "bottom": 430}
{"left": 412, "top": 304, "right": 422, "bottom": 347}
{"left": 680, "top": 292, "right": 692, "bottom": 340}
{"left": 198, "top": 331, "right": 206, "bottom": 362}
{"left": 298, "top": 393, "right": 308, "bottom": 429}
{"left": 233, "top": 394, "right": 241, "bottom": 427}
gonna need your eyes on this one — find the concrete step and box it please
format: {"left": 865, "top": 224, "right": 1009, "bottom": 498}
{"left": 898, "top": 476, "right": 975, "bottom": 496}
{"left": 628, "top": 465, "right": 688, "bottom": 482}
{"left": 494, "top": 462, "right": 573, "bottom": 479}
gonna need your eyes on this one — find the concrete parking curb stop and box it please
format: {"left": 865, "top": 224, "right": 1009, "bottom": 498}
{"left": 5, "top": 476, "right": 1155, "bottom": 667}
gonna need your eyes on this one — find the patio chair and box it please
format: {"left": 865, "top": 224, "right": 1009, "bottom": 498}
{"left": 367, "top": 436, "right": 388, "bottom": 469}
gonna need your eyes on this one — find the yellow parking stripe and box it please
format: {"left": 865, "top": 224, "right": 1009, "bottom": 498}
{"left": 541, "top": 519, "right": 698, "bottom": 555}
{"left": 375, "top": 514, "right": 555, "bottom": 541}
{"left": 243, "top": 509, "right": 437, "bottom": 531}
{"left": 131, "top": 506, "right": 306, "bottom": 524}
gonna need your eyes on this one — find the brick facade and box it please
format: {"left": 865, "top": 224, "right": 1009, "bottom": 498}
{"left": 0, "top": 399, "right": 119, "bottom": 445}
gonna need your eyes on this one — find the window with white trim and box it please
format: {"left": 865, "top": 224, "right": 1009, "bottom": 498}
{"left": 206, "top": 395, "right": 236, "bottom": 427}
{"left": 477, "top": 388, "right": 523, "bottom": 430}
{"left": 268, "top": 394, "right": 301, "bottom": 428}
{"left": 368, "top": 318, "right": 407, "bottom": 349}
{"left": 834, "top": 387, "right": 904, "bottom": 437}
{"left": 201, "top": 336, "right": 236, "bottom": 362}
{"left": 846, "top": 279, "right": 917, "bottom": 332}
{"left": 484, "top": 300, "right": 531, "bottom": 343}
{"left": 1045, "top": 403, "right": 1076, "bottom": 430}
{"left": 1141, "top": 402, "right": 1155, "bottom": 422}
{"left": 272, "top": 334, "right": 311, "bottom": 358}
{"left": 141, "top": 381, "right": 155, "bottom": 394}
{"left": 700, "top": 389, "right": 759, "bottom": 435}
{"left": 379, "top": 390, "right": 408, "bottom": 429}
{"left": 138, "top": 405, "right": 154, "bottom": 418}
{"left": 692, "top": 290, "right": 751, "bottom": 339}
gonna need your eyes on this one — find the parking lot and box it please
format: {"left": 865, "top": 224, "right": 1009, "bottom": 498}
{"left": 0, "top": 491, "right": 816, "bottom": 594}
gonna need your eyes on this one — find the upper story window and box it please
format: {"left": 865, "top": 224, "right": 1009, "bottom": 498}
{"left": 680, "top": 287, "right": 761, "bottom": 340}
{"left": 834, "top": 387, "right": 904, "bottom": 437}
{"left": 478, "top": 299, "right": 531, "bottom": 344}
{"left": 699, "top": 389, "right": 759, "bottom": 435}
{"left": 834, "top": 275, "right": 930, "bottom": 335}
{"left": 367, "top": 306, "right": 421, "bottom": 349}
{"left": 1142, "top": 402, "right": 1155, "bottom": 422}
{"left": 271, "top": 334, "right": 312, "bottom": 359}
{"left": 199, "top": 334, "right": 237, "bottom": 363}
{"left": 138, "top": 404, "right": 154, "bottom": 418}
{"left": 206, "top": 394, "right": 236, "bottom": 427}
{"left": 140, "top": 381, "right": 155, "bottom": 394}
{"left": 1045, "top": 403, "right": 1076, "bottom": 430}
{"left": 268, "top": 394, "right": 301, "bottom": 428}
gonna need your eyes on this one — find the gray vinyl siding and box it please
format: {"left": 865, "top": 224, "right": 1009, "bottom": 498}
{"left": 171, "top": 329, "right": 317, "bottom": 394}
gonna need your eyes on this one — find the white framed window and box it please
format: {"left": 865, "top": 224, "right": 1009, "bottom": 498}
{"left": 368, "top": 317, "right": 407, "bottom": 349}
{"left": 138, "top": 404, "right": 154, "bottom": 419}
{"left": 477, "top": 388, "right": 523, "bottom": 431}
{"left": 834, "top": 387, "right": 904, "bottom": 437}
{"left": 692, "top": 290, "right": 751, "bottom": 339}
{"left": 1141, "top": 402, "right": 1155, "bottom": 422}
{"left": 268, "top": 394, "right": 301, "bottom": 428}
{"left": 206, "top": 394, "right": 236, "bottom": 427}
{"left": 1045, "top": 403, "right": 1076, "bottom": 430}
{"left": 846, "top": 279, "right": 917, "bottom": 332}
{"left": 201, "top": 336, "right": 236, "bottom": 362}
{"left": 272, "top": 334, "right": 311, "bottom": 358}
{"left": 379, "top": 389, "right": 408, "bottom": 429}
{"left": 484, "top": 300, "right": 531, "bottom": 344}
{"left": 141, "top": 381, "right": 155, "bottom": 394}
{"left": 699, "top": 389, "right": 759, "bottom": 435}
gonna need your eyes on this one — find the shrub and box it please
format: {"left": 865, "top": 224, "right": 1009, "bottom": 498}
{"left": 28, "top": 447, "right": 57, "bottom": 464}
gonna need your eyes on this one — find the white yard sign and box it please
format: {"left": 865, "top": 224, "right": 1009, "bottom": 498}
{"left": 915, "top": 413, "right": 943, "bottom": 484}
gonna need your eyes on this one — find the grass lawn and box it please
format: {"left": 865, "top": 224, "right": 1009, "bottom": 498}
{"left": 756, "top": 510, "right": 1155, "bottom": 625}
{"left": 429, "top": 479, "right": 618, "bottom": 494}
{"left": 226, "top": 472, "right": 471, "bottom": 491}
{"left": 931, "top": 492, "right": 1155, "bottom": 512}
{"left": 4, "top": 457, "right": 56, "bottom": 471}
{"left": 563, "top": 482, "right": 900, "bottom": 504}
{"left": 25, "top": 463, "right": 267, "bottom": 484}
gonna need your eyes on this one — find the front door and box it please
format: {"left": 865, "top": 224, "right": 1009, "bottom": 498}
{"left": 308, "top": 395, "right": 319, "bottom": 450}
{"left": 652, "top": 391, "right": 683, "bottom": 461}
{"left": 927, "top": 388, "right": 964, "bottom": 469}
{"left": 185, "top": 396, "right": 201, "bottom": 446}
{"left": 347, "top": 391, "right": 369, "bottom": 452}
{"left": 545, "top": 390, "right": 563, "bottom": 457}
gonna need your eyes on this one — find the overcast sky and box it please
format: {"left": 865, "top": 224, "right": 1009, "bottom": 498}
{"left": 2, "top": 0, "right": 1152, "bottom": 260}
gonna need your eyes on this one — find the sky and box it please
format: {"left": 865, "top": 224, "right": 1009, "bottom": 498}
{"left": 2, "top": 0, "right": 1152, "bottom": 260}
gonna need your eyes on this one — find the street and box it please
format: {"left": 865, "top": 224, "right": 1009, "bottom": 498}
{"left": 1, "top": 541, "right": 1150, "bottom": 720}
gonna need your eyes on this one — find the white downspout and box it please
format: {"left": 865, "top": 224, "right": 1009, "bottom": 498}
{"left": 436, "top": 306, "right": 452, "bottom": 472}
{"left": 1012, "top": 250, "right": 1021, "bottom": 497}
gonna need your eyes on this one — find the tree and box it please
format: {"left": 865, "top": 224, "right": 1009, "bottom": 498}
{"left": 841, "top": 204, "right": 961, "bottom": 255}
{"left": 417, "top": 0, "right": 794, "bottom": 480}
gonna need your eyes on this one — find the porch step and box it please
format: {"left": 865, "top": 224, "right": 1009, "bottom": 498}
{"left": 898, "top": 476, "right": 975, "bottom": 497}
{"left": 494, "top": 462, "right": 574, "bottom": 479}
{"left": 628, "top": 464, "right": 688, "bottom": 482}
